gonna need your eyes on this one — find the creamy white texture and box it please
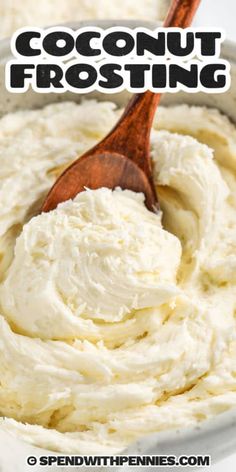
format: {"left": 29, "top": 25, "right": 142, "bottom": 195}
{"left": 0, "top": 101, "right": 236, "bottom": 455}
{"left": 151, "top": 130, "right": 229, "bottom": 257}
{"left": 0, "top": 0, "right": 170, "bottom": 39}
{"left": 0, "top": 189, "right": 181, "bottom": 337}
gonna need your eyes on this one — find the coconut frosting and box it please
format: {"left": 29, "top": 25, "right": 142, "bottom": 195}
{"left": 0, "top": 101, "right": 236, "bottom": 454}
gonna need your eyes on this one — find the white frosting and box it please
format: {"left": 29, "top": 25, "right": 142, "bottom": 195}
{"left": 0, "top": 189, "right": 181, "bottom": 337}
{"left": 151, "top": 130, "right": 229, "bottom": 257}
{"left": 0, "top": 101, "right": 236, "bottom": 455}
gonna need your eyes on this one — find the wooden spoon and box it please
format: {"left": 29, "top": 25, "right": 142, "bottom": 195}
{"left": 41, "top": 0, "right": 201, "bottom": 214}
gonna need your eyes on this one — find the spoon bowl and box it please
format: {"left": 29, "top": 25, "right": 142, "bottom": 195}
{"left": 42, "top": 152, "right": 158, "bottom": 212}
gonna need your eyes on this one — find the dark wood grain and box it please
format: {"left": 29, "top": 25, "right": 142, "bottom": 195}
{"left": 41, "top": 0, "right": 201, "bottom": 214}
{"left": 164, "top": 0, "right": 201, "bottom": 28}
{"left": 42, "top": 153, "right": 158, "bottom": 213}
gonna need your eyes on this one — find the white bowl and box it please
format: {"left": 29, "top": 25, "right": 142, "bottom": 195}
{"left": 0, "top": 20, "right": 236, "bottom": 472}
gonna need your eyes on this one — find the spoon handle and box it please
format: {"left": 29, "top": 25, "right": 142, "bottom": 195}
{"left": 96, "top": 0, "right": 201, "bottom": 182}
{"left": 165, "top": 0, "right": 201, "bottom": 27}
